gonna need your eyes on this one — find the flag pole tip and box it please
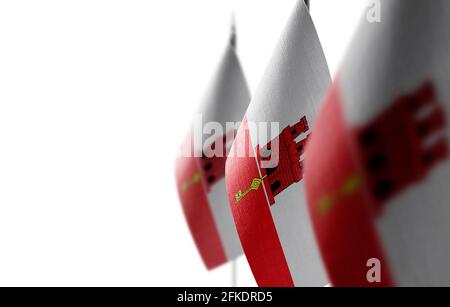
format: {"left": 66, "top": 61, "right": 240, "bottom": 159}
{"left": 304, "top": 0, "right": 310, "bottom": 10}
{"left": 230, "top": 13, "right": 237, "bottom": 49}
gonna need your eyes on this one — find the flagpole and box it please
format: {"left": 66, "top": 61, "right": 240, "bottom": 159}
{"left": 229, "top": 14, "right": 238, "bottom": 288}
{"left": 231, "top": 260, "right": 237, "bottom": 287}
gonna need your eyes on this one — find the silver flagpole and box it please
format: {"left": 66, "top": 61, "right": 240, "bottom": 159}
{"left": 231, "top": 260, "right": 237, "bottom": 287}
{"left": 230, "top": 14, "right": 237, "bottom": 288}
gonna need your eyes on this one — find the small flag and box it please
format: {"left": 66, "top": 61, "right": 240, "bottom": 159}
{"left": 176, "top": 29, "right": 251, "bottom": 270}
{"left": 305, "top": 0, "right": 450, "bottom": 286}
{"left": 226, "top": 1, "right": 331, "bottom": 286}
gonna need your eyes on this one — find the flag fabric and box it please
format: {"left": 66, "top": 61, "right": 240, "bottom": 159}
{"left": 175, "top": 36, "right": 251, "bottom": 270}
{"left": 225, "top": 1, "right": 331, "bottom": 286}
{"left": 305, "top": 0, "right": 450, "bottom": 286}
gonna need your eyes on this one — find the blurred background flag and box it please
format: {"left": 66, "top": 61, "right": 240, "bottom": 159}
{"left": 305, "top": 0, "right": 450, "bottom": 286}
{"left": 175, "top": 24, "right": 251, "bottom": 270}
{"left": 225, "top": 0, "right": 331, "bottom": 286}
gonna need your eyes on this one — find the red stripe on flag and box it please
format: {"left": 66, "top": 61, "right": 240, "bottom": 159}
{"left": 176, "top": 135, "right": 227, "bottom": 270}
{"left": 226, "top": 117, "right": 294, "bottom": 287}
{"left": 304, "top": 79, "right": 394, "bottom": 286}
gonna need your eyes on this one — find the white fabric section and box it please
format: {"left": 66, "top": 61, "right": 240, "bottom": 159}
{"left": 246, "top": 1, "right": 330, "bottom": 130}
{"left": 341, "top": 0, "right": 450, "bottom": 126}
{"left": 207, "top": 179, "right": 243, "bottom": 261}
{"left": 378, "top": 162, "right": 450, "bottom": 286}
{"left": 340, "top": 0, "right": 450, "bottom": 285}
{"left": 246, "top": 0, "right": 330, "bottom": 286}
{"left": 198, "top": 45, "right": 251, "bottom": 144}
{"left": 270, "top": 184, "right": 328, "bottom": 286}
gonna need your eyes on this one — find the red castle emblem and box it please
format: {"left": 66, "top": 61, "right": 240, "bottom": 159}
{"left": 356, "top": 81, "right": 449, "bottom": 214}
{"left": 318, "top": 81, "right": 449, "bottom": 217}
{"left": 257, "top": 116, "right": 311, "bottom": 205}
{"left": 200, "top": 130, "right": 235, "bottom": 191}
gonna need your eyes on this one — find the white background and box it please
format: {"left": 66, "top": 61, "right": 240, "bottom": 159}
{"left": 0, "top": 0, "right": 368, "bottom": 286}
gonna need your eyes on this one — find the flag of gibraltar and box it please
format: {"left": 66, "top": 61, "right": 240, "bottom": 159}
{"left": 176, "top": 38, "right": 251, "bottom": 270}
{"left": 226, "top": 1, "right": 331, "bottom": 286}
{"left": 305, "top": 0, "right": 450, "bottom": 286}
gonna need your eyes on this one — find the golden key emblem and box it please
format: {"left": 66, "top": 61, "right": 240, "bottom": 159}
{"left": 181, "top": 171, "right": 203, "bottom": 192}
{"left": 235, "top": 175, "right": 267, "bottom": 204}
{"left": 318, "top": 174, "right": 362, "bottom": 215}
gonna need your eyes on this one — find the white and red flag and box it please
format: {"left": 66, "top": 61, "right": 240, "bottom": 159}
{"left": 305, "top": 0, "right": 450, "bottom": 286}
{"left": 175, "top": 30, "right": 251, "bottom": 270}
{"left": 225, "top": 1, "right": 331, "bottom": 286}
